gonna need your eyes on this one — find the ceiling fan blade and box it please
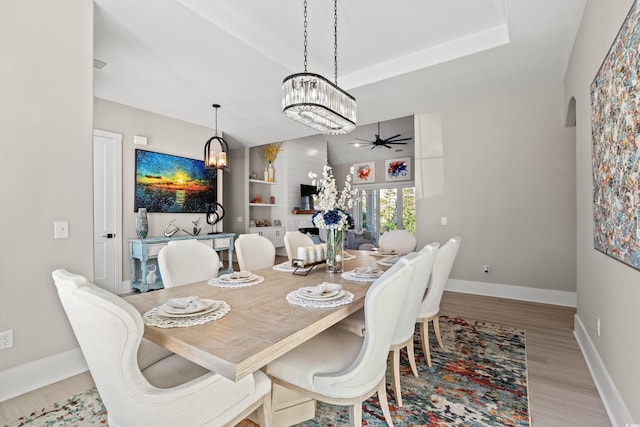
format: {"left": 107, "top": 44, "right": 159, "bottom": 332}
{"left": 382, "top": 134, "right": 401, "bottom": 142}
{"left": 386, "top": 141, "right": 409, "bottom": 145}
{"left": 385, "top": 137, "right": 412, "bottom": 143}
{"left": 354, "top": 138, "right": 375, "bottom": 143}
{"left": 383, "top": 144, "right": 393, "bottom": 149}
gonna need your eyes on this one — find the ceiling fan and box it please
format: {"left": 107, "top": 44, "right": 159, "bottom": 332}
{"left": 351, "top": 122, "right": 412, "bottom": 149}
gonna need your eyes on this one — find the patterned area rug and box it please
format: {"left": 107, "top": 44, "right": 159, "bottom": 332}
{"left": 8, "top": 317, "right": 528, "bottom": 426}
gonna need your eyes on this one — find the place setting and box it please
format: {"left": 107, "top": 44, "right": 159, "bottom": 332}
{"left": 377, "top": 254, "right": 401, "bottom": 266}
{"left": 341, "top": 266, "right": 384, "bottom": 282}
{"left": 143, "top": 295, "right": 231, "bottom": 328}
{"left": 286, "top": 282, "right": 354, "bottom": 308}
{"left": 208, "top": 270, "right": 264, "bottom": 288}
{"left": 367, "top": 247, "right": 399, "bottom": 257}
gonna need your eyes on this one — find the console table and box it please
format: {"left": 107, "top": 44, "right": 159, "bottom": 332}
{"left": 128, "top": 233, "right": 235, "bottom": 292}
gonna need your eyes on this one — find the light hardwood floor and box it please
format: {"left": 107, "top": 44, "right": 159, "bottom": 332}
{"left": 0, "top": 291, "right": 611, "bottom": 426}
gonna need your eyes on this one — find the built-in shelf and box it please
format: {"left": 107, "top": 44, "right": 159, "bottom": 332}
{"left": 249, "top": 179, "right": 278, "bottom": 185}
{"left": 291, "top": 210, "right": 317, "bottom": 214}
{"left": 249, "top": 203, "right": 279, "bottom": 207}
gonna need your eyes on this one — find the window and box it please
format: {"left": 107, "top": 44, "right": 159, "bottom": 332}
{"left": 355, "top": 183, "right": 415, "bottom": 243}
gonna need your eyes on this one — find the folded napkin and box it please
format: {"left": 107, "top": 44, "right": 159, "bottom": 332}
{"left": 165, "top": 295, "right": 210, "bottom": 311}
{"left": 301, "top": 282, "right": 342, "bottom": 297}
{"left": 230, "top": 270, "right": 252, "bottom": 279}
{"left": 355, "top": 266, "right": 382, "bottom": 276}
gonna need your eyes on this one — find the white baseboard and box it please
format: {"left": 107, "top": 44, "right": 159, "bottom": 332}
{"left": 573, "top": 314, "right": 634, "bottom": 426}
{"left": 446, "top": 279, "right": 577, "bottom": 307}
{"left": 119, "top": 279, "right": 133, "bottom": 295}
{"left": 0, "top": 348, "right": 88, "bottom": 402}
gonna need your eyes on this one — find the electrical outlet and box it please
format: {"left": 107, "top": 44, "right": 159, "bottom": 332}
{"left": 0, "top": 330, "right": 13, "bottom": 350}
{"left": 483, "top": 265, "right": 491, "bottom": 274}
{"left": 441, "top": 216, "right": 448, "bottom": 225}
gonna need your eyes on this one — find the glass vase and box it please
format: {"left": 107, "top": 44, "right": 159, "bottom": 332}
{"left": 267, "top": 163, "right": 275, "bottom": 182}
{"left": 325, "top": 228, "right": 344, "bottom": 273}
{"left": 136, "top": 208, "right": 148, "bottom": 238}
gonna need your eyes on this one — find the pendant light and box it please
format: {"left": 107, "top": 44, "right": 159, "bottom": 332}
{"left": 282, "top": 0, "right": 356, "bottom": 135}
{"left": 203, "top": 104, "right": 229, "bottom": 171}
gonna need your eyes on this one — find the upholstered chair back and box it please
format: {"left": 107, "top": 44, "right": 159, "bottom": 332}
{"left": 311, "top": 255, "right": 415, "bottom": 395}
{"left": 157, "top": 240, "right": 220, "bottom": 287}
{"left": 418, "top": 237, "right": 461, "bottom": 318}
{"left": 378, "top": 229, "right": 417, "bottom": 253}
{"left": 283, "top": 231, "right": 314, "bottom": 262}
{"left": 235, "top": 234, "right": 276, "bottom": 271}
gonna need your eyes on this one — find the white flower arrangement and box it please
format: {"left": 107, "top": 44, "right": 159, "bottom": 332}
{"left": 308, "top": 165, "right": 359, "bottom": 230}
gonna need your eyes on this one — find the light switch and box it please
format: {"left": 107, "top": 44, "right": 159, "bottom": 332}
{"left": 54, "top": 221, "right": 69, "bottom": 239}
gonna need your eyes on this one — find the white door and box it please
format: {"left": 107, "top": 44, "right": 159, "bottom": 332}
{"left": 93, "top": 129, "right": 123, "bottom": 293}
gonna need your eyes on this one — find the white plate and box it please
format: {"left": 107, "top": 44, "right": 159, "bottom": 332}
{"left": 218, "top": 273, "right": 257, "bottom": 283}
{"left": 353, "top": 269, "right": 383, "bottom": 278}
{"left": 298, "top": 288, "right": 340, "bottom": 299}
{"left": 296, "top": 289, "right": 345, "bottom": 301}
{"left": 159, "top": 301, "right": 221, "bottom": 318}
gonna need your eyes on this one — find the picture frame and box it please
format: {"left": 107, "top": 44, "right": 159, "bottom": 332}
{"left": 249, "top": 219, "right": 256, "bottom": 228}
{"left": 135, "top": 149, "right": 217, "bottom": 213}
{"left": 273, "top": 219, "right": 282, "bottom": 227}
{"left": 385, "top": 157, "right": 411, "bottom": 181}
{"left": 591, "top": 1, "right": 640, "bottom": 270}
{"left": 353, "top": 161, "right": 375, "bottom": 183}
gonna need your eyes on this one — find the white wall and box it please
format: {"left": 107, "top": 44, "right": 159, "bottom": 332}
{"left": 415, "top": 81, "right": 577, "bottom": 293}
{"left": 93, "top": 98, "right": 219, "bottom": 282}
{"left": 565, "top": 0, "right": 639, "bottom": 421}
{"left": 0, "top": 0, "right": 93, "bottom": 374}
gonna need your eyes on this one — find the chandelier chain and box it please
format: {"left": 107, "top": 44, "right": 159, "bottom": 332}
{"left": 334, "top": 0, "right": 338, "bottom": 84}
{"left": 303, "top": 0, "right": 308, "bottom": 72}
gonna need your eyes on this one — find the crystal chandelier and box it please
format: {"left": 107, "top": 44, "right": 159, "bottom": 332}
{"left": 203, "top": 104, "right": 229, "bottom": 171}
{"left": 282, "top": 0, "right": 356, "bottom": 135}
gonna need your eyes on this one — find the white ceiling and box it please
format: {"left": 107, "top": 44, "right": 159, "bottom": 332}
{"left": 94, "top": 0, "right": 586, "bottom": 162}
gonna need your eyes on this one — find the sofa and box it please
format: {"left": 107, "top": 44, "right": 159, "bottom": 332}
{"left": 346, "top": 229, "right": 374, "bottom": 250}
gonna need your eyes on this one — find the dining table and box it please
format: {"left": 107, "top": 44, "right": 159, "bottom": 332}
{"left": 123, "top": 249, "right": 390, "bottom": 383}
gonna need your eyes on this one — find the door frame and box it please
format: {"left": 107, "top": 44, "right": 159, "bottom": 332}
{"left": 93, "top": 128, "right": 123, "bottom": 293}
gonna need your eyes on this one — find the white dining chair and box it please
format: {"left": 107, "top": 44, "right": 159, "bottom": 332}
{"left": 265, "top": 254, "right": 416, "bottom": 427}
{"left": 51, "top": 269, "right": 272, "bottom": 427}
{"left": 416, "top": 236, "right": 461, "bottom": 366}
{"left": 334, "top": 243, "right": 439, "bottom": 407}
{"left": 283, "top": 231, "right": 314, "bottom": 262}
{"left": 157, "top": 240, "right": 220, "bottom": 287}
{"left": 235, "top": 233, "right": 276, "bottom": 271}
{"left": 377, "top": 229, "right": 417, "bottom": 253}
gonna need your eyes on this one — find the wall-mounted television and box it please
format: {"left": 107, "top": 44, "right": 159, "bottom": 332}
{"left": 134, "top": 149, "right": 217, "bottom": 213}
{"left": 300, "top": 184, "right": 319, "bottom": 210}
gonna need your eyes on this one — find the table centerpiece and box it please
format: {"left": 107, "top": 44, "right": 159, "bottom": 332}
{"left": 309, "top": 165, "right": 358, "bottom": 273}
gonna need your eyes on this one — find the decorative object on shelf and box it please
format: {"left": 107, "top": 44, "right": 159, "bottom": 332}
{"left": 164, "top": 219, "right": 179, "bottom": 237}
{"left": 251, "top": 194, "right": 264, "bottom": 203}
{"left": 191, "top": 217, "right": 201, "bottom": 235}
{"left": 262, "top": 143, "right": 281, "bottom": 182}
{"left": 145, "top": 264, "right": 157, "bottom": 284}
{"left": 385, "top": 157, "right": 411, "bottom": 181}
{"left": 268, "top": 163, "right": 274, "bottom": 182}
{"left": 206, "top": 202, "right": 225, "bottom": 234}
{"left": 309, "top": 165, "right": 358, "bottom": 273}
{"left": 282, "top": 0, "right": 356, "bottom": 135}
{"left": 203, "top": 104, "right": 229, "bottom": 171}
{"left": 250, "top": 171, "right": 257, "bottom": 179}
{"left": 273, "top": 219, "right": 281, "bottom": 226}
{"left": 135, "top": 208, "right": 148, "bottom": 238}
{"left": 270, "top": 195, "right": 275, "bottom": 204}
{"left": 255, "top": 219, "right": 271, "bottom": 227}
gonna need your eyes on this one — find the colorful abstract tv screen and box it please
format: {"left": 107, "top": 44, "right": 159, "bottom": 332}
{"left": 134, "top": 149, "right": 217, "bottom": 213}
